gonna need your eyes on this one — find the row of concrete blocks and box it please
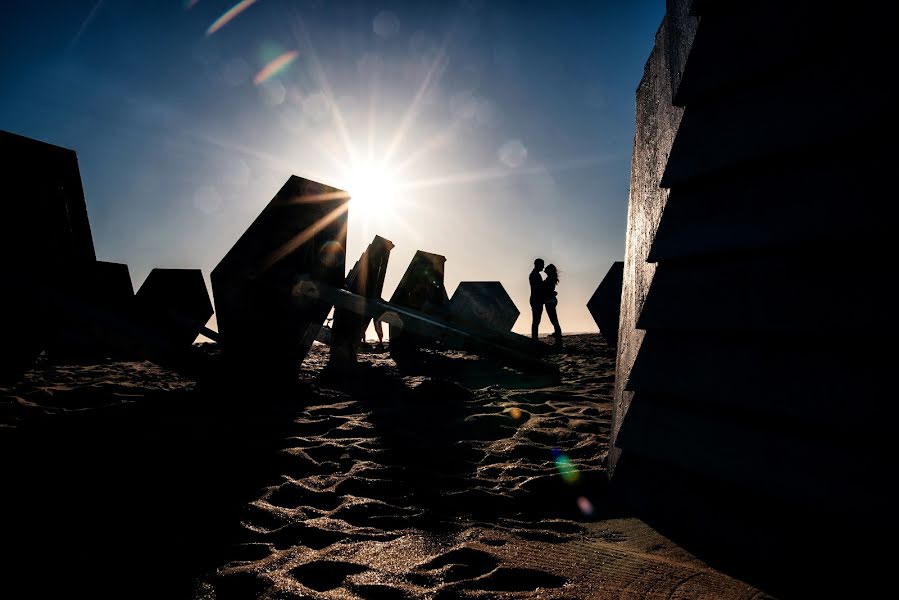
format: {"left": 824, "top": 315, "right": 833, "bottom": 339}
{"left": 0, "top": 131, "right": 215, "bottom": 378}
{"left": 209, "top": 175, "right": 533, "bottom": 376}
{"left": 2, "top": 124, "right": 617, "bottom": 381}
{"left": 41, "top": 262, "right": 212, "bottom": 364}
{"left": 0, "top": 129, "right": 528, "bottom": 378}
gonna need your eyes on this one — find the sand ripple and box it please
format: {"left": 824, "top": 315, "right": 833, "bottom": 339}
{"left": 197, "top": 336, "right": 767, "bottom": 598}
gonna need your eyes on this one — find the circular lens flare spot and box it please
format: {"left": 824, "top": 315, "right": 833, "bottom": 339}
{"left": 577, "top": 496, "right": 594, "bottom": 516}
{"left": 319, "top": 241, "right": 343, "bottom": 268}
{"left": 553, "top": 452, "right": 580, "bottom": 484}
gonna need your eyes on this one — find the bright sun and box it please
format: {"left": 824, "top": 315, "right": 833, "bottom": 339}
{"left": 347, "top": 164, "right": 397, "bottom": 217}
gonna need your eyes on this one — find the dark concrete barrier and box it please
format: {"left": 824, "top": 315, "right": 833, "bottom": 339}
{"left": 211, "top": 176, "right": 348, "bottom": 378}
{"left": 586, "top": 262, "right": 624, "bottom": 348}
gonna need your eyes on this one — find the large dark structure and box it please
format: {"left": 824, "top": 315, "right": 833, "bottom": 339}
{"left": 47, "top": 260, "right": 136, "bottom": 360}
{"left": 447, "top": 282, "right": 519, "bottom": 333}
{"left": 1, "top": 131, "right": 98, "bottom": 378}
{"left": 135, "top": 268, "right": 213, "bottom": 352}
{"left": 611, "top": 2, "right": 890, "bottom": 596}
{"left": 211, "top": 176, "right": 349, "bottom": 377}
{"left": 0, "top": 131, "right": 97, "bottom": 266}
{"left": 586, "top": 261, "right": 623, "bottom": 348}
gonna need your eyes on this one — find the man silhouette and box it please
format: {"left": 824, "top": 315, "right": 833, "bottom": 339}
{"left": 529, "top": 258, "right": 545, "bottom": 339}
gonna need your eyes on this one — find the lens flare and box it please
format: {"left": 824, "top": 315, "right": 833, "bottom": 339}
{"left": 553, "top": 450, "right": 580, "bottom": 484}
{"left": 318, "top": 240, "right": 343, "bottom": 268}
{"left": 206, "top": 0, "right": 257, "bottom": 36}
{"left": 253, "top": 50, "right": 299, "bottom": 86}
{"left": 577, "top": 496, "right": 594, "bottom": 516}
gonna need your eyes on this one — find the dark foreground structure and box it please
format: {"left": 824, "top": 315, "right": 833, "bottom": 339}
{"left": 447, "top": 281, "right": 520, "bottom": 333}
{"left": 0, "top": 130, "right": 218, "bottom": 376}
{"left": 211, "top": 176, "right": 350, "bottom": 379}
{"left": 135, "top": 268, "right": 214, "bottom": 353}
{"left": 586, "top": 261, "right": 624, "bottom": 348}
{"left": 611, "top": 2, "right": 891, "bottom": 596}
{"left": 0, "top": 130, "right": 97, "bottom": 378}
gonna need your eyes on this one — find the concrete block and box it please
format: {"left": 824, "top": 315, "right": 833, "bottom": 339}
{"left": 0, "top": 130, "right": 97, "bottom": 379}
{"left": 136, "top": 268, "right": 212, "bottom": 351}
{"left": 48, "top": 261, "right": 136, "bottom": 360}
{"left": 447, "top": 281, "right": 519, "bottom": 332}
{"left": 586, "top": 262, "right": 624, "bottom": 348}
{"left": 211, "top": 176, "right": 348, "bottom": 376}
{"left": 387, "top": 250, "right": 447, "bottom": 358}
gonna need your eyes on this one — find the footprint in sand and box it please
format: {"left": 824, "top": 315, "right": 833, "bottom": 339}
{"left": 334, "top": 474, "right": 404, "bottom": 499}
{"left": 464, "top": 413, "right": 518, "bottom": 441}
{"left": 267, "top": 481, "right": 342, "bottom": 511}
{"left": 289, "top": 560, "right": 367, "bottom": 592}
{"left": 211, "top": 570, "right": 271, "bottom": 599}
{"left": 462, "top": 567, "right": 568, "bottom": 592}
{"left": 227, "top": 542, "right": 272, "bottom": 562}
{"left": 294, "top": 442, "right": 348, "bottom": 462}
{"left": 291, "top": 415, "right": 347, "bottom": 436}
{"left": 330, "top": 498, "right": 420, "bottom": 529}
{"left": 413, "top": 546, "right": 500, "bottom": 583}
{"left": 260, "top": 521, "right": 348, "bottom": 550}
{"left": 479, "top": 538, "right": 508, "bottom": 546}
{"left": 346, "top": 582, "right": 415, "bottom": 599}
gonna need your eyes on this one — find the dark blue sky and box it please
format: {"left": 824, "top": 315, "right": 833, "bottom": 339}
{"left": 1, "top": 0, "right": 665, "bottom": 334}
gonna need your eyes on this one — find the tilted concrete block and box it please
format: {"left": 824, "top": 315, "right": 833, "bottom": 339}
{"left": 387, "top": 250, "right": 446, "bottom": 358}
{"left": 211, "top": 176, "right": 348, "bottom": 376}
{"left": 136, "top": 268, "right": 212, "bottom": 350}
{"left": 587, "top": 261, "right": 624, "bottom": 348}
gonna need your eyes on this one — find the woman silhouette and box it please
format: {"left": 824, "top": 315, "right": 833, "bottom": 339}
{"left": 542, "top": 264, "right": 563, "bottom": 344}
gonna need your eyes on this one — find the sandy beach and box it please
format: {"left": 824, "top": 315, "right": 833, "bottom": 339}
{"left": 4, "top": 334, "right": 769, "bottom": 599}
{"left": 5, "top": 2, "right": 887, "bottom": 597}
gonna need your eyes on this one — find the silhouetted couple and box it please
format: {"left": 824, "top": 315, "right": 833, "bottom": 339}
{"left": 529, "top": 258, "right": 562, "bottom": 344}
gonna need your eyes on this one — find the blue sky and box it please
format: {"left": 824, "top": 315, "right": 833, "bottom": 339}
{"left": 1, "top": 0, "right": 665, "bottom": 336}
